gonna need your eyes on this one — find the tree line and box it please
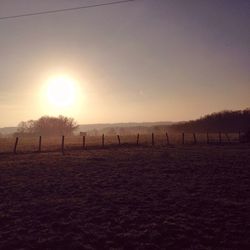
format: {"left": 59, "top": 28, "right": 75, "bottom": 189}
{"left": 16, "top": 115, "right": 78, "bottom": 136}
{"left": 165, "top": 109, "right": 250, "bottom": 133}
{"left": 13, "top": 109, "right": 250, "bottom": 137}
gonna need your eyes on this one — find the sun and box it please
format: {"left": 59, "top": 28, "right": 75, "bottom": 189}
{"left": 46, "top": 75, "right": 77, "bottom": 108}
{"left": 40, "top": 73, "right": 85, "bottom": 117}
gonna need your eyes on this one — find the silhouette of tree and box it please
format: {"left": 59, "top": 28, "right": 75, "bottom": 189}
{"left": 169, "top": 109, "right": 250, "bottom": 133}
{"left": 17, "top": 115, "right": 78, "bottom": 136}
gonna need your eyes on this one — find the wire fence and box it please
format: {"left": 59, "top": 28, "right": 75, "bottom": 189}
{"left": 0, "top": 132, "right": 243, "bottom": 155}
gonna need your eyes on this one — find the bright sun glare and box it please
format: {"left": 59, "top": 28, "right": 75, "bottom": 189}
{"left": 46, "top": 75, "right": 76, "bottom": 108}
{"left": 40, "top": 74, "right": 85, "bottom": 117}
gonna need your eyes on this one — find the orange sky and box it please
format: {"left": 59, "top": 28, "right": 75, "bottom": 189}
{"left": 0, "top": 0, "right": 249, "bottom": 126}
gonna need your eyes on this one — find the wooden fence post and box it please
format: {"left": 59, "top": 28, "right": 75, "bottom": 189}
{"left": 38, "top": 136, "right": 42, "bottom": 152}
{"left": 117, "top": 135, "right": 121, "bottom": 145}
{"left": 182, "top": 132, "right": 185, "bottom": 145}
{"left": 207, "top": 132, "right": 209, "bottom": 144}
{"left": 82, "top": 135, "right": 86, "bottom": 149}
{"left": 102, "top": 134, "right": 105, "bottom": 148}
{"left": 61, "top": 135, "right": 65, "bottom": 154}
{"left": 136, "top": 133, "right": 140, "bottom": 145}
{"left": 152, "top": 133, "right": 155, "bottom": 146}
{"left": 13, "top": 137, "right": 19, "bottom": 154}
{"left": 225, "top": 133, "right": 230, "bottom": 143}
{"left": 193, "top": 133, "right": 197, "bottom": 144}
{"left": 166, "top": 132, "right": 170, "bottom": 145}
{"left": 219, "top": 132, "right": 222, "bottom": 144}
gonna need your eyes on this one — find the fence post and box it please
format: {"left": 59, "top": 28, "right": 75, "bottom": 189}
{"left": 13, "top": 137, "right": 19, "bottom": 154}
{"left": 225, "top": 133, "right": 230, "bottom": 143}
{"left": 152, "top": 133, "right": 155, "bottom": 146}
{"left": 207, "top": 132, "right": 209, "bottom": 144}
{"left": 102, "top": 134, "right": 105, "bottom": 148}
{"left": 239, "top": 131, "right": 241, "bottom": 143}
{"left": 219, "top": 132, "right": 222, "bottom": 144}
{"left": 82, "top": 135, "right": 86, "bottom": 149}
{"left": 117, "top": 135, "right": 121, "bottom": 145}
{"left": 136, "top": 133, "right": 140, "bottom": 145}
{"left": 193, "top": 133, "right": 197, "bottom": 144}
{"left": 166, "top": 132, "right": 170, "bottom": 145}
{"left": 182, "top": 132, "right": 185, "bottom": 145}
{"left": 61, "top": 135, "right": 65, "bottom": 154}
{"left": 38, "top": 136, "right": 42, "bottom": 152}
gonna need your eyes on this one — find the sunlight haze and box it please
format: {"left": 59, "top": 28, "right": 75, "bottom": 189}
{"left": 0, "top": 0, "right": 249, "bottom": 126}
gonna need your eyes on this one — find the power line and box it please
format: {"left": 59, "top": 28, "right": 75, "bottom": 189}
{"left": 0, "top": 0, "right": 136, "bottom": 21}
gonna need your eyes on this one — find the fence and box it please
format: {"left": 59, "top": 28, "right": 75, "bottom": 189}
{"left": 0, "top": 132, "right": 243, "bottom": 155}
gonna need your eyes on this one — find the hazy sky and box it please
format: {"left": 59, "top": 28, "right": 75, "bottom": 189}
{"left": 0, "top": 0, "right": 249, "bottom": 127}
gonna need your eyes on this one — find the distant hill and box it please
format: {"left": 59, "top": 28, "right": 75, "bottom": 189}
{"left": 0, "top": 127, "right": 17, "bottom": 135}
{"left": 167, "top": 109, "right": 250, "bottom": 133}
{"left": 76, "top": 122, "right": 173, "bottom": 133}
{"left": 0, "top": 122, "right": 173, "bottom": 136}
{"left": 76, "top": 122, "right": 174, "bottom": 135}
{"left": 2, "top": 109, "right": 249, "bottom": 135}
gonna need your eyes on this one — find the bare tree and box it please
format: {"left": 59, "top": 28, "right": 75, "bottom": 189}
{"left": 17, "top": 116, "right": 78, "bottom": 136}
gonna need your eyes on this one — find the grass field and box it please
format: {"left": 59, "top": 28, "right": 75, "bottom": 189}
{"left": 0, "top": 144, "right": 249, "bottom": 249}
{"left": 0, "top": 133, "right": 240, "bottom": 154}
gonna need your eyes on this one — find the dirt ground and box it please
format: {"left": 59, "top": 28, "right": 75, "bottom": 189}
{"left": 0, "top": 144, "right": 249, "bottom": 249}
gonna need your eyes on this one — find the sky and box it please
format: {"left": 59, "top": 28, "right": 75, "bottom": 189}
{"left": 0, "top": 0, "right": 249, "bottom": 127}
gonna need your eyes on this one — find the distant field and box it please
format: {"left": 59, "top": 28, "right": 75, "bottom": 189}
{"left": 0, "top": 144, "right": 249, "bottom": 249}
{"left": 0, "top": 133, "right": 241, "bottom": 154}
